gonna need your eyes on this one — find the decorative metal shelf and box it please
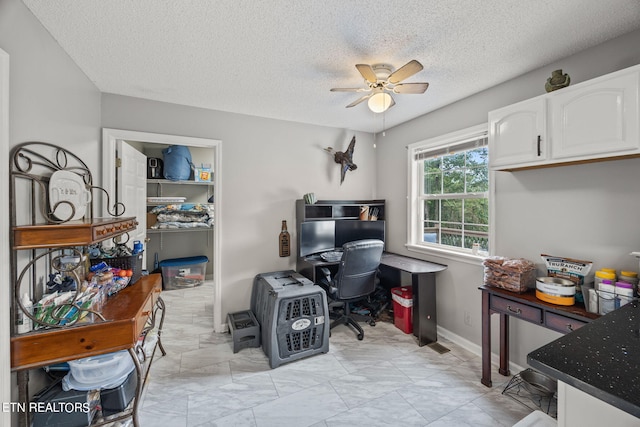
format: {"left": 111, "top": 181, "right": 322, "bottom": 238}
{"left": 13, "top": 217, "right": 137, "bottom": 250}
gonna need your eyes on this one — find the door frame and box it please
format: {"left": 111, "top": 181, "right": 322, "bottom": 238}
{"left": 102, "top": 128, "right": 223, "bottom": 332}
{"left": 1, "top": 47, "right": 11, "bottom": 427}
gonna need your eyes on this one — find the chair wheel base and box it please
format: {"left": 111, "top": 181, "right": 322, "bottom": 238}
{"left": 357, "top": 333, "right": 364, "bottom": 340}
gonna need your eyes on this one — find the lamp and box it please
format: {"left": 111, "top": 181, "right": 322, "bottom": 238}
{"left": 367, "top": 91, "right": 393, "bottom": 113}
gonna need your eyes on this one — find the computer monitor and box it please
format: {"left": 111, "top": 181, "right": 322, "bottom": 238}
{"left": 299, "top": 220, "right": 336, "bottom": 257}
{"left": 335, "top": 220, "right": 385, "bottom": 248}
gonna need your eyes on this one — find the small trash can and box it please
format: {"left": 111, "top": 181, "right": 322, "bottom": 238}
{"left": 391, "top": 287, "right": 413, "bottom": 334}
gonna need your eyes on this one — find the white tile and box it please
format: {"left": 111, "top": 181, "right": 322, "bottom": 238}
{"left": 138, "top": 288, "right": 534, "bottom": 426}
{"left": 252, "top": 382, "right": 348, "bottom": 427}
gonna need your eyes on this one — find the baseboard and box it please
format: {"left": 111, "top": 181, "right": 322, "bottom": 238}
{"left": 436, "top": 325, "right": 525, "bottom": 375}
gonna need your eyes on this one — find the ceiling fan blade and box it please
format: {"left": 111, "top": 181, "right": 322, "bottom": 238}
{"left": 388, "top": 60, "right": 423, "bottom": 84}
{"left": 330, "top": 87, "right": 368, "bottom": 92}
{"left": 355, "top": 64, "right": 378, "bottom": 83}
{"left": 346, "top": 94, "right": 372, "bottom": 108}
{"left": 393, "top": 82, "right": 429, "bottom": 94}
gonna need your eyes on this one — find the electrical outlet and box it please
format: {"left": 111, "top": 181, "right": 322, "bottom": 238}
{"left": 464, "top": 310, "right": 471, "bottom": 326}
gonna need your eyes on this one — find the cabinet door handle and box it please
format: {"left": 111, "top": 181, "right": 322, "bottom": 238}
{"left": 507, "top": 305, "right": 522, "bottom": 315}
{"left": 537, "top": 135, "right": 542, "bottom": 156}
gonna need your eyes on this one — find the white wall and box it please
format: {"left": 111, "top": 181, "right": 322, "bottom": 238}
{"left": 100, "top": 94, "right": 378, "bottom": 317}
{"left": 378, "top": 28, "right": 640, "bottom": 369}
{"left": 0, "top": 0, "right": 102, "bottom": 424}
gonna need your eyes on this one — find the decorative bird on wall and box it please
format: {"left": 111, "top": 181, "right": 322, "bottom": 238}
{"left": 325, "top": 136, "right": 357, "bottom": 184}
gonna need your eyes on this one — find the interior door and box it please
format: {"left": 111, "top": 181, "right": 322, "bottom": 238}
{"left": 116, "top": 140, "right": 147, "bottom": 264}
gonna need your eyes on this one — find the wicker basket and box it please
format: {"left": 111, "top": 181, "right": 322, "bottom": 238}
{"left": 90, "top": 252, "right": 144, "bottom": 284}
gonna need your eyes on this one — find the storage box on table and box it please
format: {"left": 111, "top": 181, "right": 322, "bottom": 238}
{"left": 483, "top": 257, "right": 536, "bottom": 293}
{"left": 89, "top": 252, "right": 144, "bottom": 284}
{"left": 159, "top": 255, "right": 209, "bottom": 290}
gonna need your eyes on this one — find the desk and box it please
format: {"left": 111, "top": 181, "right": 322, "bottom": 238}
{"left": 298, "top": 252, "right": 447, "bottom": 346}
{"left": 479, "top": 285, "right": 599, "bottom": 387}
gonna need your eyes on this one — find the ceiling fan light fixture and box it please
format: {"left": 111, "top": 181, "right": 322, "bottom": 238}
{"left": 368, "top": 92, "right": 392, "bottom": 113}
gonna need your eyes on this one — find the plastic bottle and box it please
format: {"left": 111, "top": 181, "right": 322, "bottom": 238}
{"left": 601, "top": 268, "right": 617, "bottom": 282}
{"left": 620, "top": 271, "right": 640, "bottom": 297}
{"left": 597, "top": 279, "right": 615, "bottom": 315}
{"left": 594, "top": 270, "right": 616, "bottom": 288}
{"left": 615, "top": 281, "right": 634, "bottom": 308}
{"left": 17, "top": 293, "right": 33, "bottom": 334}
{"left": 618, "top": 270, "right": 639, "bottom": 286}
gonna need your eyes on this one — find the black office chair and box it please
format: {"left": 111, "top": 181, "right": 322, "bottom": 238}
{"left": 318, "top": 239, "right": 384, "bottom": 340}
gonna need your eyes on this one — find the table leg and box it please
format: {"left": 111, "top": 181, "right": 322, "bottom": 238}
{"left": 499, "top": 312, "right": 510, "bottom": 376}
{"left": 481, "top": 291, "right": 492, "bottom": 387}
{"left": 414, "top": 272, "right": 437, "bottom": 346}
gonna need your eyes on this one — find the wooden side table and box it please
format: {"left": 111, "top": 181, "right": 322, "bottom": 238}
{"left": 479, "top": 285, "right": 598, "bottom": 387}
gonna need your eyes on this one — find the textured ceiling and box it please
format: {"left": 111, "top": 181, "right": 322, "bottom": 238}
{"left": 22, "top": 0, "right": 640, "bottom": 133}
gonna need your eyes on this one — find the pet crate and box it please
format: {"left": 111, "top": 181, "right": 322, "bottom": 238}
{"left": 251, "top": 270, "right": 329, "bottom": 368}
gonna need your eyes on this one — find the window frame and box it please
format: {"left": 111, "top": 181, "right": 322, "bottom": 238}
{"left": 406, "top": 123, "right": 493, "bottom": 264}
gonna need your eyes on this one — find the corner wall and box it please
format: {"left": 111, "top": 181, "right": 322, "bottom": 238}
{"left": 377, "top": 28, "right": 640, "bottom": 370}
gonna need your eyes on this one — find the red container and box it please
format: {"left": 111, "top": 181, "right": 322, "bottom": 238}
{"left": 391, "top": 287, "right": 413, "bottom": 334}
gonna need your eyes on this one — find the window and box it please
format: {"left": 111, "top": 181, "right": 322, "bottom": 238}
{"left": 407, "top": 124, "right": 490, "bottom": 258}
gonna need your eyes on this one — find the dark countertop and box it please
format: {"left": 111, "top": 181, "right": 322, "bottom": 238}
{"left": 527, "top": 300, "right": 640, "bottom": 418}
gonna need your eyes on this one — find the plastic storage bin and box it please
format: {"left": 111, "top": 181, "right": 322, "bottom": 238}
{"left": 31, "top": 379, "right": 100, "bottom": 427}
{"left": 100, "top": 369, "right": 137, "bottom": 416}
{"left": 391, "top": 287, "right": 413, "bottom": 334}
{"left": 67, "top": 350, "right": 133, "bottom": 385}
{"left": 159, "top": 255, "right": 209, "bottom": 290}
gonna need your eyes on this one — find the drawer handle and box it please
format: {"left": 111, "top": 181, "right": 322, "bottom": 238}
{"left": 507, "top": 305, "right": 522, "bottom": 315}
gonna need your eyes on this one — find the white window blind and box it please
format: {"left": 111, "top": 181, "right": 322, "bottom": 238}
{"left": 414, "top": 134, "right": 488, "bottom": 161}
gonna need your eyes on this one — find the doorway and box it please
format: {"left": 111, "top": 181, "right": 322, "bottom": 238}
{"left": 102, "top": 128, "right": 223, "bottom": 332}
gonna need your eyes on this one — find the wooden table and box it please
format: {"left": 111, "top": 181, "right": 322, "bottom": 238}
{"left": 11, "top": 274, "right": 165, "bottom": 427}
{"left": 479, "top": 285, "right": 599, "bottom": 387}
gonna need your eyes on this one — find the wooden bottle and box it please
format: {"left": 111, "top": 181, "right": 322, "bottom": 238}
{"left": 279, "top": 220, "right": 290, "bottom": 257}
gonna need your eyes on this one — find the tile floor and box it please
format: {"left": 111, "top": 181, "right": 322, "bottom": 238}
{"left": 138, "top": 282, "right": 535, "bottom": 427}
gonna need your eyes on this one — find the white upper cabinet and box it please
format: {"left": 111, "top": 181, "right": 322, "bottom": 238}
{"left": 549, "top": 69, "right": 639, "bottom": 160}
{"left": 489, "top": 97, "right": 547, "bottom": 169}
{"left": 489, "top": 64, "right": 640, "bottom": 170}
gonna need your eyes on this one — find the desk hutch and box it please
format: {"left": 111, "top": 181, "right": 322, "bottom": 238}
{"left": 9, "top": 142, "right": 166, "bottom": 427}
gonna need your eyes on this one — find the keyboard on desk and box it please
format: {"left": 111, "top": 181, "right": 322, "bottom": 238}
{"left": 320, "top": 250, "right": 343, "bottom": 262}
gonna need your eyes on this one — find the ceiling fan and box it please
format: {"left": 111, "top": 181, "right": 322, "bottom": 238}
{"left": 330, "top": 60, "right": 429, "bottom": 113}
